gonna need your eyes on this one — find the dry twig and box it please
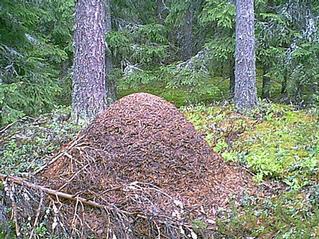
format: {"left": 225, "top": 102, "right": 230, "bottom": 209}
{"left": 29, "top": 191, "right": 44, "bottom": 239}
{"left": 0, "top": 173, "right": 105, "bottom": 209}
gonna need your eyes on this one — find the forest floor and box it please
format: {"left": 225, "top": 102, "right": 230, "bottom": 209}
{"left": 0, "top": 101, "right": 318, "bottom": 238}
{"left": 184, "top": 103, "right": 319, "bottom": 238}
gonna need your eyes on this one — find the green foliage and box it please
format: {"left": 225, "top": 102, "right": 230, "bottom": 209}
{"left": 119, "top": 70, "right": 228, "bottom": 107}
{"left": 0, "top": 107, "right": 80, "bottom": 175}
{"left": 118, "top": 69, "right": 158, "bottom": 90}
{"left": 242, "top": 106, "right": 318, "bottom": 184}
{"left": 0, "top": 44, "right": 64, "bottom": 125}
{"left": 192, "top": 219, "right": 208, "bottom": 235}
{"left": 217, "top": 190, "right": 319, "bottom": 238}
{"left": 199, "top": 0, "right": 235, "bottom": 71}
{"left": 184, "top": 103, "right": 319, "bottom": 186}
{"left": 255, "top": 0, "right": 319, "bottom": 103}
{"left": 0, "top": 0, "right": 73, "bottom": 126}
{"left": 107, "top": 31, "right": 133, "bottom": 60}
{"left": 165, "top": 0, "right": 192, "bottom": 26}
{"left": 134, "top": 24, "right": 168, "bottom": 44}
{"left": 184, "top": 103, "right": 319, "bottom": 237}
{"left": 108, "top": 23, "right": 170, "bottom": 66}
{"left": 200, "top": 0, "right": 235, "bottom": 29}
{"left": 0, "top": 221, "right": 15, "bottom": 239}
{"left": 204, "top": 37, "right": 234, "bottom": 61}
{"left": 112, "top": 0, "right": 157, "bottom": 24}
{"left": 2, "top": 0, "right": 319, "bottom": 126}
{"left": 131, "top": 43, "right": 169, "bottom": 65}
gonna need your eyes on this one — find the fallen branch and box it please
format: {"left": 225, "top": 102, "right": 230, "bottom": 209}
{"left": 4, "top": 181, "right": 20, "bottom": 237}
{"left": 0, "top": 173, "right": 197, "bottom": 238}
{"left": 29, "top": 191, "right": 44, "bottom": 239}
{"left": 0, "top": 173, "right": 104, "bottom": 209}
{"left": 0, "top": 173, "right": 190, "bottom": 224}
{"left": 0, "top": 121, "right": 16, "bottom": 136}
{"left": 0, "top": 116, "right": 38, "bottom": 137}
{"left": 34, "top": 134, "right": 85, "bottom": 175}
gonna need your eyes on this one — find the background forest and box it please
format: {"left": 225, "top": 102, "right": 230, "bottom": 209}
{"left": 0, "top": 0, "right": 319, "bottom": 238}
{"left": 1, "top": 0, "right": 319, "bottom": 125}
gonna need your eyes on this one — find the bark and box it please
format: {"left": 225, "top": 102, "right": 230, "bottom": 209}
{"left": 262, "top": 65, "right": 271, "bottom": 100}
{"left": 105, "top": 0, "right": 112, "bottom": 34}
{"left": 72, "top": 0, "right": 108, "bottom": 123}
{"left": 234, "top": 0, "right": 258, "bottom": 112}
{"left": 105, "top": 0, "right": 116, "bottom": 103}
{"left": 180, "top": 3, "right": 193, "bottom": 61}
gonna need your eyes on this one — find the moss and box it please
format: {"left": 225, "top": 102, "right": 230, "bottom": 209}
{"left": 216, "top": 190, "right": 319, "bottom": 238}
{"left": 0, "top": 107, "right": 81, "bottom": 175}
{"left": 239, "top": 107, "right": 318, "bottom": 183}
{"left": 184, "top": 103, "right": 319, "bottom": 185}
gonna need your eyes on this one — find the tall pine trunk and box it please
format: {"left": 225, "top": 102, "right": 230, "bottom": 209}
{"left": 72, "top": 0, "right": 108, "bottom": 123}
{"left": 234, "top": 0, "right": 258, "bottom": 112}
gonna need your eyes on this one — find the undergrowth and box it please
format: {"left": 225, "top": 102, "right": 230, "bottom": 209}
{"left": 216, "top": 189, "right": 319, "bottom": 238}
{"left": 184, "top": 102, "right": 319, "bottom": 238}
{"left": 0, "top": 107, "right": 80, "bottom": 175}
{"left": 184, "top": 102, "right": 319, "bottom": 185}
{"left": 118, "top": 76, "right": 229, "bottom": 107}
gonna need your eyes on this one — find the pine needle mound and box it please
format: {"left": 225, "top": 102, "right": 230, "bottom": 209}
{"left": 38, "top": 93, "right": 255, "bottom": 238}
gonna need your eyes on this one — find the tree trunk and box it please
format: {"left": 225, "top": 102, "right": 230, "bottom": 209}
{"left": 234, "top": 0, "right": 258, "bottom": 112}
{"left": 105, "top": 0, "right": 116, "bottom": 103}
{"left": 262, "top": 65, "right": 271, "bottom": 100}
{"left": 72, "top": 0, "right": 108, "bottom": 123}
{"left": 180, "top": 3, "right": 193, "bottom": 61}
